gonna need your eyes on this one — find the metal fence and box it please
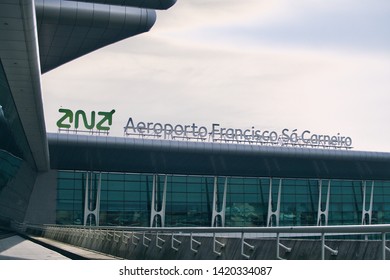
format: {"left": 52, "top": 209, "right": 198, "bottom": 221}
{"left": 16, "top": 223, "right": 390, "bottom": 260}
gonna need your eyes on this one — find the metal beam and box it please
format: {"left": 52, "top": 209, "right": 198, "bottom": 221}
{"left": 267, "top": 179, "right": 282, "bottom": 227}
{"left": 47, "top": 224, "right": 390, "bottom": 235}
{"left": 83, "top": 172, "right": 101, "bottom": 226}
{"left": 317, "top": 180, "right": 331, "bottom": 226}
{"left": 362, "top": 181, "right": 374, "bottom": 225}
{"left": 211, "top": 177, "right": 227, "bottom": 227}
{"left": 150, "top": 174, "right": 167, "bottom": 227}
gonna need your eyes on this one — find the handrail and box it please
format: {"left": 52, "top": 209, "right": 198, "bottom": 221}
{"left": 19, "top": 223, "right": 390, "bottom": 260}
{"left": 30, "top": 224, "right": 390, "bottom": 235}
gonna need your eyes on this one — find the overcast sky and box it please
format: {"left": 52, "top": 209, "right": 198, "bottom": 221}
{"left": 41, "top": 0, "right": 390, "bottom": 152}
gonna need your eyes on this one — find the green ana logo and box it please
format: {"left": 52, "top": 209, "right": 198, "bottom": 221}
{"left": 56, "top": 109, "right": 115, "bottom": 131}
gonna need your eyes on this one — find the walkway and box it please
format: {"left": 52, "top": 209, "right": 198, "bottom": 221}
{"left": 0, "top": 235, "right": 70, "bottom": 260}
{"left": 0, "top": 230, "right": 118, "bottom": 260}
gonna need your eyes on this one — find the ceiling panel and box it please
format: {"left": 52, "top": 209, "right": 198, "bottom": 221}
{"left": 70, "top": 0, "right": 176, "bottom": 10}
{"left": 36, "top": 0, "right": 157, "bottom": 73}
{"left": 0, "top": 0, "right": 49, "bottom": 171}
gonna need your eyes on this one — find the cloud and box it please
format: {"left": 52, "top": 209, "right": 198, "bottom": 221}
{"left": 154, "top": 0, "right": 276, "bottom": 31}
{"left": 157, "top": 0, "right": 390, "bottom": 53}
{"left": 42, "top": 0, "right": 390, "bottom": 152}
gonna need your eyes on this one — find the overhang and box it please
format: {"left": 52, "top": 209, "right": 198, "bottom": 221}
{"left": 36, "top": 0, "right": 158, "bottom": 73}
{"left": 0, "top": 0, "right": 49, "bottom": 171}
{"left": 48, "top": 133, "right": 390, "bottom": 180}
{"left": 74, "top": 0, "right": 177, "bottom": 10}
{"left": 0, "top": 0, "right": 176, "bottom": 171}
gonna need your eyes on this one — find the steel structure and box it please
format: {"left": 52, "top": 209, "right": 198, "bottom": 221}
{"left": 21, "top": 223, "right": 390, "bottom": 260}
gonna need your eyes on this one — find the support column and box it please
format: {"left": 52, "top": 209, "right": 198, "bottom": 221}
{"left": 317, "top": 180, "right": 330, "bottom": 226}
{"left": 267, "top": 179, "right": 282, "bottom": 227}
{"left": 150, "top": 174, "right": 167, "bottom": 227}
{"left": 211, "top": 177, "right": 227, "bottom": 227}
{"left": 321, "top": 232, "right": 325, "bottom": 260}
{"left": 382, "top": 232, "right": 386, "bottom": 260}
{"left": 382, "top": 232, "right": 390, "bottom": 260}
{"left": 321, "top": 232, "right": 338, "bottom": 259}
{"left": 83, "top": 172, "right": 101, "bottom": 226}
{"left": 362, "top": 181, "right": 374, "bottom": 225}
{"left": 276, "top": 232, "right": 292, "bottom": 260}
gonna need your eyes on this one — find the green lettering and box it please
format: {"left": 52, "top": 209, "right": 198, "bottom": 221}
{"left": 56, "top": 108, "right": 73, "bottom": 129}
{"left": 96, "top": 109, "right": 115, "bottom": 131}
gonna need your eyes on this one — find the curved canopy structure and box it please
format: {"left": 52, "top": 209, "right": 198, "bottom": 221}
{"left": 48, "top": 133, "right": 390, "bottom": 180}
{"left": 74, "top": 0, "right": 176, "bottom": 10}
{"left": 36, "top": 0, "right": 174, "bottom": 73}
{"left": 0, "top": 0, "right": 176, "bottom": 224}
{"left": 0, "top": 0, "right": 176, "bottom": 172}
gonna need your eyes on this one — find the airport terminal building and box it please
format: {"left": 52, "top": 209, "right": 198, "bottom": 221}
{"left": 2, "top": 0, "right": 390, "bottom": 235}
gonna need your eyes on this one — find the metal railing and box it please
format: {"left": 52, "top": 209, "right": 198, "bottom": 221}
{"left": 19, "top": 223, "right": 390, "bottom": 260}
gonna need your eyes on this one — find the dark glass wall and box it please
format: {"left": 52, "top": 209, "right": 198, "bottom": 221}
{"left": 0, "top": 61, "right": 37, "bottom": 225}
{"left": 56, "top": 170, "right": 390, "bottom": 227}
{"left": 0, "top": 150, "right": 22, "bottom": 193}
{"left": 0, "top": 62, "right": 35, "bottom": 167}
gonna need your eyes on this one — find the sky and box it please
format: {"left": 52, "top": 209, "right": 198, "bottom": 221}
{"left": 41, "top": 0, "right": 390, "bottom": 152}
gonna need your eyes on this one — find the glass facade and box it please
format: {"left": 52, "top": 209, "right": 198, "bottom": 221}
{"left": 56, "top": 170, "right": 390, "bottom": 227}
{"left": 0, "top": 61, "right": 37, "bottom": 224}
{"left": 0, "top": 150, "right": 22, "bottom": 193}
{"left": 0, "top": 62, "right": 35, "bottom": 168}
